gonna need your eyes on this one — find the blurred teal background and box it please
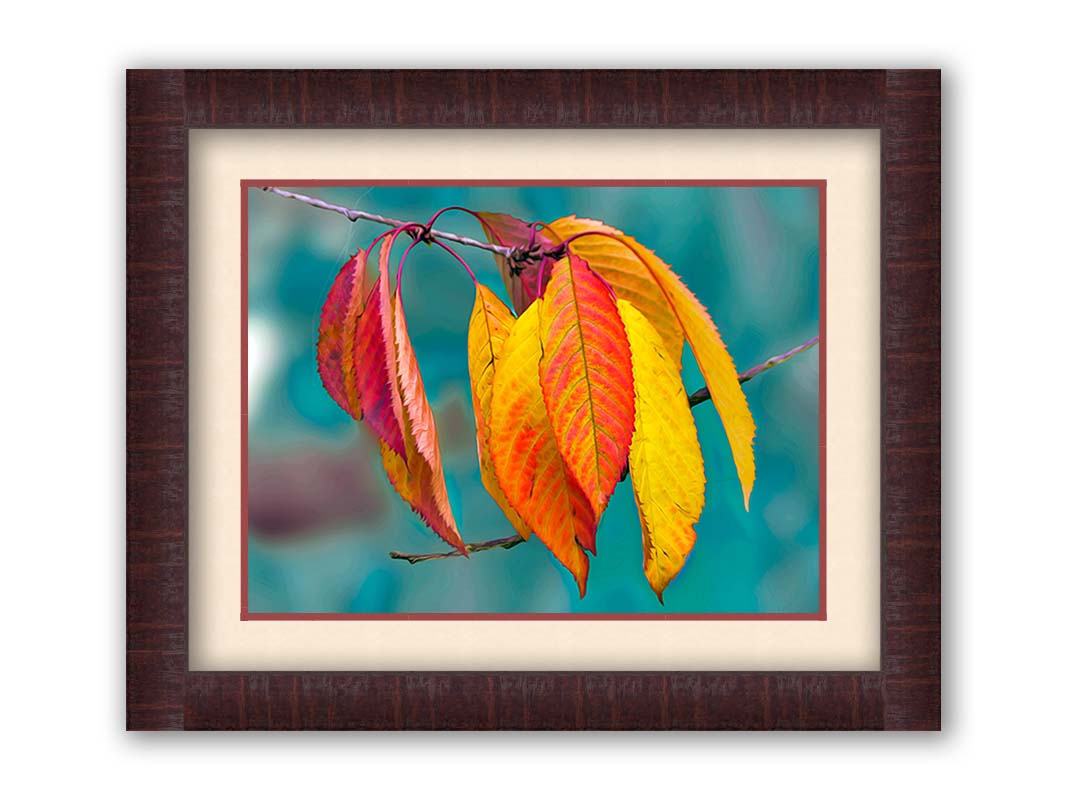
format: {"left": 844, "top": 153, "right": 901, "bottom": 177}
{"left": 246, "top": 185, "right": 820, "bottom": 614}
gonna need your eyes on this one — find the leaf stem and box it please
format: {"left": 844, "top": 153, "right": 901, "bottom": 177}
{"left": 432, "top": 240, "right": 479, "bottom": 285}
{"left": 394, "top": 237, "right": 422, "bottom": 303}
{"left": 423, "top": 205, "right": 490, "bottom": 236}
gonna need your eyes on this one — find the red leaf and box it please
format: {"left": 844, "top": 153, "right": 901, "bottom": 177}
{"left": 316, "top": 251, "right": 368, "bottom": 418}
{"left": 477, "top": 211, "right": 558, "bottom": 314}
{"left": 352, "top": 238, "right": 406, "bottom": 459}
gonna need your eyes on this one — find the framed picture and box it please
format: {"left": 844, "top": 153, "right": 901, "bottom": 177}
{"left": 127, "top": 69, "right": 940, "bottom": 729}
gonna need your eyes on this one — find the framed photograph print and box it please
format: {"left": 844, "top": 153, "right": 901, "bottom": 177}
{"left": 127, "top": 69, "right": 940, "bottom": 730}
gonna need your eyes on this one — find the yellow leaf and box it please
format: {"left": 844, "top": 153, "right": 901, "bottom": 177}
{"left": 618, "top": 300, "right": 705, "bottom": 601}
{"left": 467, "top": 284, "right": 532, "bottom": 539}
{"left": 548, "top": 216, "right": 756, "bottom": 508}
{"left": 488, "top": 299, "right": 594, "bottom": 595}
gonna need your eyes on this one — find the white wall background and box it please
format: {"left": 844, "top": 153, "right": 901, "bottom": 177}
{"left": 1, "top": 1, "right": 1062, "bottom": 796}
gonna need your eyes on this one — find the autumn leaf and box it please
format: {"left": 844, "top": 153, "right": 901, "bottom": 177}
{"left": 315, "top": 239, "right": 462, "bottom": 551}
{"left": 380, "top": 431, "right": 466, "bottom": 554}
{"left": 549, "top": 217, "right": 757, "bottom": 508}
{"left": 545, "top": 217, "right": 685, "bottom": 364}
{"left": 488, "top": 299, "right": 593, "bottom": 595}
{"left": 618, "top": 300, "right": 705, "bottom": 601}
{"left": 467, "top": 283, "right": 532, "bottom": 540}
{"left": 477, "top": 211, "right": 558, "bottom": 314}
{"left": 317, "top": 251, "right": 368, "bottom": 418}
{"left": 392, "top": 285, "right": 462, "bottom": 549}
{"left": 539, "top": 254, "right": 635, "bottom": 532}
{"left": 353, "top": 237, "right": 407, "bottom": 460}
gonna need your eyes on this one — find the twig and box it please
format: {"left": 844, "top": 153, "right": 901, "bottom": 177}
{"left": 390, "top": 335, "right": 820, "bottom": 564}
{"left": 691, "top": 334, "right": 820, "bottom": 399}
{"left": 263, "top": 186, "right": 518, "bottom": 259}
{"left": 389, "top": 534, "right": 526, "bottom": 564}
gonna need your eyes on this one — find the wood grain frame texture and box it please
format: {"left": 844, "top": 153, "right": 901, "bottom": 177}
{"left": 127, "top": 69, "right": 940, "bottom": 731}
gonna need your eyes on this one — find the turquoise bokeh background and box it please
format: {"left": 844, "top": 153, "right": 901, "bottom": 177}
{"left": 246, "top": 185, "right": 820, "bottom": 614}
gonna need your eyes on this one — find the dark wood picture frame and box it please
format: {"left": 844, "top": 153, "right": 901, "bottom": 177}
{"left": 127, "top": 69, "right": 940, "bottom": 730}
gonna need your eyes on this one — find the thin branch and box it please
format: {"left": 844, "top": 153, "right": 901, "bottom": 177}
{"left": 263, "top": 186, "right": 518, "bottom": 259}
{"left": 389, "top": 335, "right": 820, "bottom": 564}
{"left": 689, "top": 334, "right": 820, "bottom": 402}
{"left": 389, "top": 534, "right": 526, "bottom": 564}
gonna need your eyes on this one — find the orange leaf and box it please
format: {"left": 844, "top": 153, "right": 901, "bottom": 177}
{"left": 467, "top": 284, "right": 532, "bottom": 539}
{"left": 477, "top": 211, "right": 558, "bottom": 314}
{"left": 393, "top": 288, "right": 437, "bottom": 467}
{"left": 317, "top": 251, "right": 368, "bottom": 418}
{"left": 488, "top": 299, "right": 593, "bottom": 595}
{"left": 353, "top": 237, "right": 407, "bottom": 459}
{"left": 545, "top": 217, "right": 685, "bottom": 365}
{"left": 391, "top": 286, "right": 462, "bottom": 549}
{"left": 618, "top": 300, "right": 705, "bottom": 601}
{"left": 379, "top": 429, "right": 466, "bottom": 554}
{"left": 539, "top": 254, "right": 635, "bottom": 530}
{"left": 548, "top": 217, "right": 757, "bottom": 508}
